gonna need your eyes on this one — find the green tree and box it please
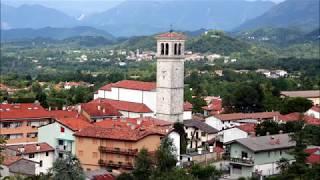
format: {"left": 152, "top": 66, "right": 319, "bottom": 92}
{"left": 133, "top": 148, "right": 153, "bottom": 180}
{"left": 276, "top": 158, "right": 290, "bottom": 175}
{"left": 116, "top": 173, "right": 134, "bottom": 180}
{"left": 280, "top": 97, "right": 313, "bottom": 114}
{"left": 255, "top": 120, "right": 280, "bottom": 136}
{"left": 50, "top": 153, "right": 85, "bottom": 180}
{"left": 151, "top": 168, "right": 195, "bottom": 180}
{"left": 155, "top": 137, "right": 177, "bottom": 172}
{"left": 190, "top": 164, "right": 222, "bottom": 180}
{"left": 0, "top": 136, "right": 7, "bottom": 177}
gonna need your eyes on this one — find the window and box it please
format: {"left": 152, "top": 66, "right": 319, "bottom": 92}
{"left": 241, "top": 151, "right": 248, "bottom": 158}
{"left": 280, "top": 150, "right": 282, "bottom": 156}
{"left": 60, "top": 127, "right": 65, "bottom": 133}
{"left": 161, "top": 43, "right": 164, "bottom": 55}
{"left": 40, "top": 160, "right": 43, "bottom": 167}
{"left": 268, "top": 152, "right": 270, "bottom": 157}
{"left": 125, "top": 156, "right": 129, "bottom": 161}
{"left": 29, "top": 153, "right": 35, "bottom": 158}
{"left": 165, "top": 43, "right": 169, "bottom": 55}
{"left": 92, "top": 152, "right": 98, "bottom": 158}
{"left": 58, "top": 140, "right": 64, "bottom": 146}
{"left": 201, "top": 132, "right": 206, "bottom": 137}
{"left": 58, "top": 153, "right": 63, "bottom": 158}
{"left": 178, "top": 43, "right": 182, "bottom": 55}
{"left": 92, "top": 139, "right": 97, "bottom": 144}
{"left": 87, "top": 168, "right": 91, "bottom": 171}
{"left": 174, "top": 43, "right": 178, "bottom": 55}
{"left": 46, "top": 152, "right": 49, "bottom": 156}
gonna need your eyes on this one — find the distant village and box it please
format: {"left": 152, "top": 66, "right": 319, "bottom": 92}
{"left": 1, "top": 32, "right": 319, "bottom": 180}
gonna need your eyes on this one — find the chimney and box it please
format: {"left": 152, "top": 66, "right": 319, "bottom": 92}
{"left": 137, "top": 118, "right": 142, "bottom": 125}
{"left": 209, "top": 146, "right": 214, "bottom": 153}
{"left": 48, "top": 106, "right": 52, "bottom": 111}
{"left": 102, "top": 108, "right": 105, "bottom": 113}
{"left": 279, "top": 130, "right": 283, "bottom": 134}
{"left": 77, "top": 105, "right": 82, "bottom": 113}
{"left": 266, "top": 132, "right": 270, "bottom": 136}
{"left": 34, "top": 100, "right": 40, "bottom": 105}
{"left": 197, "top": 148, "right": 203, "bottom": 155}
{"left": 62, "top": 106, "right": 66, "bottom": 111}
{"left": 36, "top": 144, "right": 40, "bottom": 151}
{"left": 98, "top": 105, "right": 101, "bottom": 111}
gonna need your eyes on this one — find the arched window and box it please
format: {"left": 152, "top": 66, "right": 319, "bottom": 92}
{"left": 178, "top": 43, "right": 182, "bottom": 55}
{"left": 165, "top": 43, "right": 169, "bottom": 55}
{"left": 174, "top": 43, "right": 178, "bottom": 55}
{"left": 161, "top": 43, "right": 164, "bottom": 55}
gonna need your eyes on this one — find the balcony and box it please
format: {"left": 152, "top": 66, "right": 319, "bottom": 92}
{"left": 98, "top": 159, "right": 134, "bottom": 170}
{"left": 56, "top": 145, "right": 72, "bottom": 152}
{"left": 98, "top": 146, "right": 138, "bottom": 156}
{"left": 227, "top": 157, "right": 254, "bottom": 166}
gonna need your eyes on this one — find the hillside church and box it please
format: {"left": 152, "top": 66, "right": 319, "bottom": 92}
{"left": 93, "top": 32, "right": 190, "bottom": 122}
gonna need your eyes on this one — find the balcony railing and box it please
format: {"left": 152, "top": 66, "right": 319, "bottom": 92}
{"left": 227, "top": 157, "right": 254, "bottom": 166}
{"left": 98, "top": 159, "right": 134, "bottom": 170}
{"left": 98, "top": 146, "right": 138, "bottom": 156}
{"left": 56, "top": 145, "right": 72, "bottom": 152}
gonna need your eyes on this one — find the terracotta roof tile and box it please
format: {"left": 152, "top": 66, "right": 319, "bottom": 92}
{"left": 99, "top": 80, "right": 156, "bottom": 91}
{"left": 82, "top": 100, "right": 122, "bottom": 117}
{"left": 237, "top": 123, "right": 256, "bottom": 133}
{"left": 49, "top": 110, "right": 80, "bottom": 119}
{"left": 280, "top": 90, "right": 320, "bottom": 98}
{"left": 202, "top": 98, "right": 222, "bottom": 111}
{"left": 74, "top": 126, "right": 165, "bottom": 141}
{"left": 7, "top": 142, "right": 54, "bottom": 154}
{"left": 305, "top": 147, "right": 320, "bottom": 164}
{"left": 183, "top": 101, "right": 193, "bottom": 111}
{"left": 156, "top": 32, "right": 186, "bottom": 40}
{"left": 56, "top": 117, "right": 92, "bottom": 131}
{"left": 2, "top": 155, "right": 22, "bottom": 166}
{"left": 90, "top": 99, "right": 152, "bottom": 113}
{"left": 0, "top": 103, "right": 52, "bottom": 120}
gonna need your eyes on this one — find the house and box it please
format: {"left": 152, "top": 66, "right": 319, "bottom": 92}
{"left": 278, "top": 112, "right": 320, "bottom": 126}
{"left": 274, "top": 70, "right": 288, "bottom": 77}
{"left": 4, "top": 142, "right": 55, "bottom": 174}
{"left": 74, "top": 117, "right": 179, "bottom": 171}
{"left": 183, "top": 101, "right": 193, "bottom": 120}
{"left": 0, "top": 156, "right": 38, "bottom": 177}
{"left": 305, "top": 147, "right": 320, "bottom": 166}
{"left": 205, "top": 112, "right": 280, "bottom": 131}
{"left": 216, "top": 127, "right": 248, "bottom": 145}
{"left": 280, "top": 90, "right": 320, "bottom": 105}
{"left": 226, "top": 134, "right": 295, "bottom": 179}
{"left": 38, "top": 112, "right": 92, "bottom": 158}
{"left": 184, "top": 120, "right": 219, "bottom": 149}
{"left": 63, "top": 81, "right": 92, "bottom": 89}
{"left": 305, "top": 106, "right": 320, "bottom": 119}
{"left": 180, "top": 146, "right": 224, "bottom": 166}
{"left": 0, "top": 103, "right": 54, "bottom": 144}
{"left": 202, "top": 97, "right": 223, "bottom": 116}
{"left": 93, "top": 80, "right": 193, "bottom": 120}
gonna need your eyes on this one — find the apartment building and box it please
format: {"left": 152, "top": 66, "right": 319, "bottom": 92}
{"left": 0, "top": 103, "right": 53, "bottom": 144}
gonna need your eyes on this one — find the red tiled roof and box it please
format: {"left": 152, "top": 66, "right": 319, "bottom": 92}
{"left": 2, "top": 155, "right": 22, "bottom": 166}
{"left": 237, "top": 123, "right": 256, "bottom": 133}
{"left": 0, "top": 103, "right": 52, "bottom": 120}
{"left": 7, "top": 142, "right": 54, "bottom": 154}
{"left": 184, "top": 101, "right": 193, "bottom": 111}
{"left": 213, "top": 112, "right": 280, "bottom": 121}
{"left": 95, "top": 117, "right": 172, "bottom": 129}
{"left": 311, "top": 106, "right": 320, "bottom": 113}
{"left": 74, "top": 126, "right": 165, "bottom": 141}
{"left": 279, "top": 112, "right": 302, "bottom": 122}
{"left": 99, "top": 83, "right": 114, "bottom": 91}
{"left": 82, "top": 101, "right": 122, "bottom": 117}
{"left": 56, "top": 117, "right": 92, "bottom": 131}
{"left": 305, "top": 148, "right": 320, "bottom": 164}
{"left": 304, "top": 115, "right": 320, "bottom": 126}
{"left": 100, "top": 80, "right": 156, "bottom": 91}
{"left": 94, "top": 174, "right": 115, "bottom": 180}
{"left": 90, "top": 99, "right": 152, "bottom": 113}
{"left": 49, "top": 110, "right": 79, "bottom": 119}
{"left": 156, "top": 32, "right": 186, "bottom": 40}
{"left": 202, "top": 98, "right": 222, "bottom": 111}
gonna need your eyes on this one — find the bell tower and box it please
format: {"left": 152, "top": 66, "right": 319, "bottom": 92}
{"left": 155, "top": 32, "right": 186, "bottom": 123}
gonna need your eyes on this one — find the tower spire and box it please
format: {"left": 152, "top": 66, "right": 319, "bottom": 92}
{"left": 169, "top": 24, "right": 173, "bottom": 33}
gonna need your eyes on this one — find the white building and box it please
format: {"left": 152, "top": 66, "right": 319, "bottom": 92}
{"left": 5, "top": 143, "right": 55, "bottom": 175}
{"left": 305, "top": 106, "right": 320, "bottom": 119}
{"left": 216, "top": 127, "right": 248, "bottom": 144}
{"left": 184, "top": 120, "right": 219, "bottom": 149}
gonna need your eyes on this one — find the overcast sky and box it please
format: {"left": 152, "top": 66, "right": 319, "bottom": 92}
{"left": 2, "top": 0, "right": 286, "bottom": 17}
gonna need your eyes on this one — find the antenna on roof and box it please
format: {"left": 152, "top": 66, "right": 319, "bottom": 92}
{"left": 169, "top": 24, "right": 173, "bottom": 33}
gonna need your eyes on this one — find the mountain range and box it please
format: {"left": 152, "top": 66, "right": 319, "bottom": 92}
{"left": 1, "top": 0, "right": 319, "bottom": 37}
{"left": 236, "top": 0, "right": 320, "bottom": 32}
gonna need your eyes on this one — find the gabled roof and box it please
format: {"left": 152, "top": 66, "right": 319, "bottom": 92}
{"left": 305, "top": 147, "right": 320, "bottom": 165}
{"left": 184, "top": 120, "right": 218, "bottom": 134}
{"left": 6, "top": 142, "right": 54, "bottom": 154}
{"left": 99, "top": 80, "right": 156, "bottom": 91}
{"left": 49, "top": 110, "right": 80, "bottom": 119}
{"left": 90, "top": 99, "right": 152, "bottom": 113}
{"left": 183, "top": 101, "right": 193, "bottom": 111}
{"left": 156, "top": 32, "right": 186, "bottom": 40}
{"left": 202, "top": 98, "right": 222, "bottom": 111}
{"left": 229, "top": 134, "right": 296, "bottom": 152}
{"left": 2, "top": 156, "right": 22, "bottom": 166}
{"left": 56, "top": 117, "right": 92, "bottom": 131}
{"left": 237, "top": 123, "right": 256, "bottom": 133}
{"left": 74, "top": 126, "right": 165, "bottom": 142}
{"left": 82, "top": 100, "right": 122, "bottom": 117}
{"left": 0, "top": 103, "right": 52, "bottom": 120}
